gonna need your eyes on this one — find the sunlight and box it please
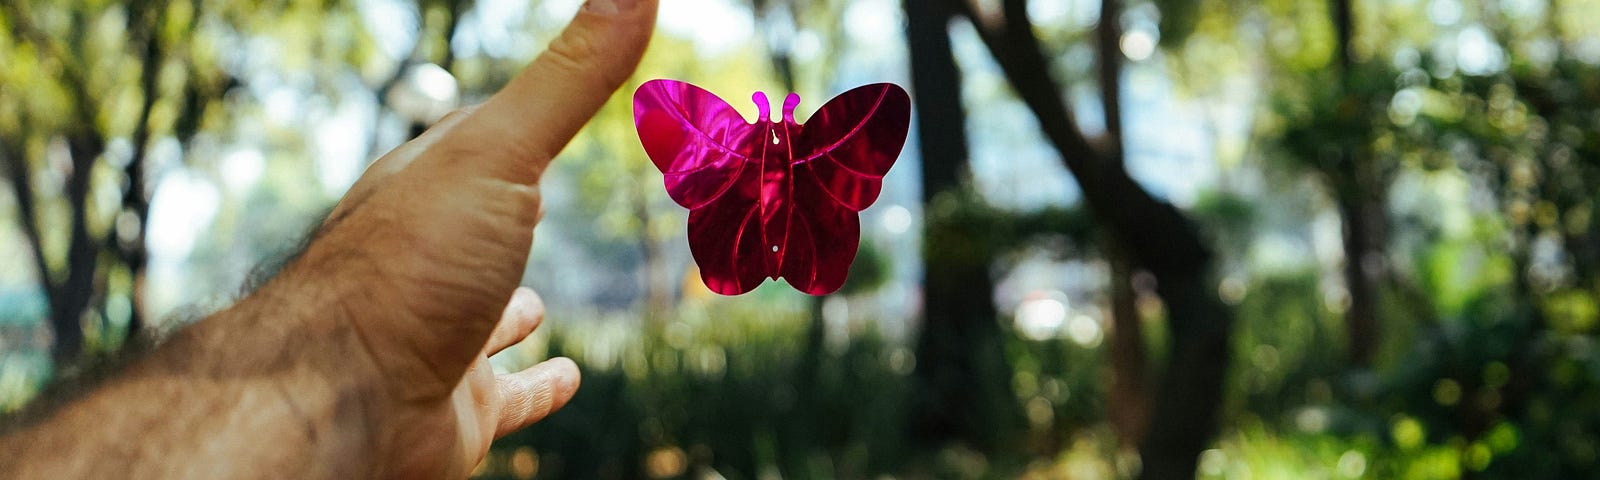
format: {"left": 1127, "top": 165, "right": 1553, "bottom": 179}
{"left": 1120, "top": 28, "right": 1156, "bottom": 61}
{"left": 1015, "top": 290, "right": 1070, "bottom": 341}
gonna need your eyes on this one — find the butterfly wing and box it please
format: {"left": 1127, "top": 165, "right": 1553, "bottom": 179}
{"left": 634, "top": 80, "right": 769, "bottom": 295}
{"left": 685, "top": 166, "right": 769, "bottom": 295}
{"left": 634, "top": 79, "right": 760, "bottom": 209}
{"left": 779, "top": 83, "right": 911, "bottom": 295}
{"left": 790, "top": 83, "right": 911, "bottom": 210}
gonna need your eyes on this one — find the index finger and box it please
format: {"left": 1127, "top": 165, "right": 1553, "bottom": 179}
{"left": 444, "top": 0, "right": 659, "bottom": 185}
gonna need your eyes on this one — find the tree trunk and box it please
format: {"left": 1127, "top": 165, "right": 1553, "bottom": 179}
{"left": 1336, "top": 180, "right": 1384, "bottom": 365}
{"left": 1136, "top": 260, "right": 1232, "bottom": 479}
{"left": 1106, "top": 243, "right": 1149, "bottom": 447}
{"left": 1330, "top": 0, "right": 1384, "bottom": 366}
{"left": 904, "top": 0, "right": 1021, "bottom": 453}
{"left": 51, "top": 131, "right": 107, "bottom": 363}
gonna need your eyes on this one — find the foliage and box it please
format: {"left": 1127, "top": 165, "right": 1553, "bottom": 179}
{"left": 474, "top": 294, "right": 1116, "bottom": 480}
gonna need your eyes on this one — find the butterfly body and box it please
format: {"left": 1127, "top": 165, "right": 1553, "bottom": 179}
{"left": 634, "top": 80, "right": 911, "bottom": 295}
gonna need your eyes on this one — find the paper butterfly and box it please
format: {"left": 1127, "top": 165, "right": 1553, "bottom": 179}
{"left": 633, "top": 80, "right": 911, "bottom": 296}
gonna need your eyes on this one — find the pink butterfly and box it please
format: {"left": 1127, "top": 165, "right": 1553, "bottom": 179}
{"left": 633, "top": 80, "right": 911, "bottom": 295}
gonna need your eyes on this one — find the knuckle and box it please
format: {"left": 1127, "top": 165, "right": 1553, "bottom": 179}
{"left": 509, "top": 183, "right": 544, "bottom": 222}
{"left": 428, "top": 130, "right": 494, "bottom": 163}
{"left": 435, "top": 103, "right": 481, "bottom": 126}
{"left": 436, "top": 120, "right": 556, "bottom": 182}
{"left": 544, "top": 33, "right": 602, "bottom": 78}
{"left": 543, "top": 28, "right": 628, "bottom": 88}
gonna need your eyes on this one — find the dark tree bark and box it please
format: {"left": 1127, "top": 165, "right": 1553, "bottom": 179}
{"left": 1329, "top": 0, "right": 1385, "bottom": 367}
{"left": 56, "top": 132, "right": 107, "bottom": 363}
{"left": 951, "top": 0, "right": 1234, "bottom": 477}
{"left": 1335, "top": 180, "right": 1384, "bottom": 365}
{"left": 904, "top": 0, "right": 1022, "bottom": 453}
{"left": 906, "top": 0, "right": 967, "bottom": 201}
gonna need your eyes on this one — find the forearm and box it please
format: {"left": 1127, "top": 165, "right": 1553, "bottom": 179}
{"left": 0, "top": 289, "right": 380, "bottom": 479}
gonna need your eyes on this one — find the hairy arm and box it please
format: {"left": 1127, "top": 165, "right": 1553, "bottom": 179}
{"left": 0, "top": 264, "right": 383, "bottom": 478}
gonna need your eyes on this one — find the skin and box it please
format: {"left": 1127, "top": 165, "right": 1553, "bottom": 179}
{"left": 0, "top": 0, "right": 657, "bottom": 477}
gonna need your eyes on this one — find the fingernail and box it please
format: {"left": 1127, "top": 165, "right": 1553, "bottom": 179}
{"left": 584, "top": 0, "right": 634, "bottom": 15}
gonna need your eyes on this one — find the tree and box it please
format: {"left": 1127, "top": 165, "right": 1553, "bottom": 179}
{"left": 903, "top": 0, "right": 1025, "bottom": 456}
{"left": 0, "top": 0, "right": 219, "bottom": 363}
{"left": 1324, "top": 0, "right": 1389, "bottom": 366}
{"left": 933, "top": 0, "right": 1237, "bottom": 477}
{"left": 0, "top": 0, "right": 484, "bottom": 366}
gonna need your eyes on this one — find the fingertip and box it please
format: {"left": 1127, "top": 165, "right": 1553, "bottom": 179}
{"left": 445, "top": 0, "right": 658, "bottom": 185}
{"left": 493, "top": 357, "right": 584, "bottom": 438}
{"left": 543, "top": 0, "right": 658, "bottom": 87}
{"left": 514, "top": 286, "right": 546, "bottom": 327}
{"left": 545, "top": 356, "right": 581, "bottom": 405}
{"left": 506, "top": 287, "right": 546, "bottom": 337}
{"left": 485, "top": 287, "right": 547, "bottom": 356}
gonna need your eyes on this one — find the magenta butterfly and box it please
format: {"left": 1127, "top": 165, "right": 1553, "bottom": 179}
{"left": 633, "top": 80, "right": 911, "bottom": 296}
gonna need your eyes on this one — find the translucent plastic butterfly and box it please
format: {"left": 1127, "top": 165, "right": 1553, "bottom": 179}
{"left": 633, "top": 80, "right": 911, "bottom": 295}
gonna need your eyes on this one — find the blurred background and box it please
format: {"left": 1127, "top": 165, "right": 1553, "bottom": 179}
{"left": 4, "top": 0, "right": 1600, "bottom": 478}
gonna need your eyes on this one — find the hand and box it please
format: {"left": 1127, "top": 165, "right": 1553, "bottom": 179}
{"left": 0, "top": 0, "right": 657, "bottom": 478}
{"left": 269, "top": 0, "right": 658, "bottom": 476}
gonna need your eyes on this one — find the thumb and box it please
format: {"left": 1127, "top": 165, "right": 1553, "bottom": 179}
{"left": 442, "top": 0, "right": 658, "bottom": 185}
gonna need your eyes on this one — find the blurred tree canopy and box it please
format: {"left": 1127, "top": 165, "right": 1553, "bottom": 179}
{"left": 0, "top": 0, "right": 230, "bottom": 362}
{"left": 6, "top": 0, "right": 1600, "bottom": 479}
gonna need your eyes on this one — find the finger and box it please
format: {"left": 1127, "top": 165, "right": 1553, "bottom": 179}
{"left": 484, "top": 287, "right": 545, "bottom": 356}
{"left": 327, "top": 104, "right": 482, "bottom": 224}
{"left": 494, "top": 357, "right": 581, "bottom": 438}
{"left": 441, "top": 0, "right": 658, "bottom": 186}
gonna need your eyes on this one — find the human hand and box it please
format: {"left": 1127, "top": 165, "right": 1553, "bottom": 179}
{"left": 0, "top": 1, "right": 656, "bottom": 479}
{"left": 269, "top": 0, "right": 658, "bottom": 476}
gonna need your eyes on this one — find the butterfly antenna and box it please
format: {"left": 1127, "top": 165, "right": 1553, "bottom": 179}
{"left": 751, "top": 92, "right": 771, "bottom": 123}
{"left": 783, "top": 93, "right": 800, "bottom": 123}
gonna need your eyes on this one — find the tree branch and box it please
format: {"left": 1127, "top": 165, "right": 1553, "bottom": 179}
{"left": 1096, "top": 0, "right": 1123, "bottom": 161}
{"left": 955, "top": 0, "right": 1106, "bottom": 181}
{"left": 108, "top": 0, "right": 175, "bottom": 338}
{"left": 953, "top": 0, "right": 1209, "bottom": 273}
